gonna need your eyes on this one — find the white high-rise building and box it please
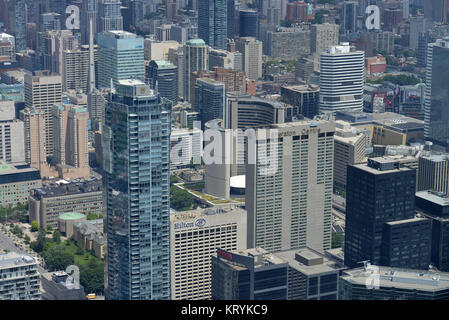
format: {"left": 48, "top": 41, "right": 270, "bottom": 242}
{"left": 319, "top": 43, "right": 365, "bottom": 113}
{"left": 246, "top": 120, "right": 335, "bottom": 254}
{"left": 170, "top": 206, "right": 247, "bottom": 300}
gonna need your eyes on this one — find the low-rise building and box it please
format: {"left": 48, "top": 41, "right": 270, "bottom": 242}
{"left": 73, "top": 219, "right": 105, "bottom": 259}
{"left": 28, "top": 177, "right": 103, "bottom": 229}
{"left": 41, "top": 271, "right": 86, "bottom": 300}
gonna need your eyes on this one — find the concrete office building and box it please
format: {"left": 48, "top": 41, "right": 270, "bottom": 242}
{"left": 333, "top": 120, "right": 367, "bottom": 190}
{"left": 0, "top": 252, "right": 41, "bottom": 300}
{"left": 0, "top": 100, "right": 25, "bottom": 164}
{"left": 52, "top": 104, "right": 90, "bottom": 179}
{"left": 418, "top": 153, "right": 449, "bottom": 194}
{"left": 211, "top": 247, "right": 288, "bottom": 300}
{"left": 235, "top": 37, "right": 262, "bottom": 81}
{"left": 339, "top": 264, "right": 449, "bottom": 300}
{"left": 274, "top": 247, "right": 347, "bottom": 300}
{"left": 344, "top": 158, "right": 431, "bottom": 270}
{"left": 144, "top": 39, "right": 180, "bottom": 61}
{"left": 170, "top": 206, "right": 247, "bottom": 300}
{"left": 28, "top": 178, "right": 103, "bottom": 229}
{"left": 24, "top": 71, "right": 62, "bottom": 158}
{"left": 0, "top": 164, "right": 41, "bottom": 207}
{"left": 147, "top": 60, "right": 178, "bottom": 103}
{"left": 198, "top": 0, "right": 228, "bottom": 49}
{"left": 184, "top": 39, "right": 209, "bottom": 102}
{"left": 168, "top": 47, "right": 185, "bottom": 99}
{"left": 246, "top": 120, "right": 335, "bottom": 253}
{"left": 104, "top": 79, "right": 171, "bottom": 300}
{"left": 319, "top": 43, "right": 365, "bottom": 113}
{"left": 310, "top": 24, "right": 339, "bottom": 56}
{"left": 280, "top": 84, "right": 320, "bottom": 119}
{"left": 41, "top": 271, "right": 86, "bottom": 300}
{"left": 265, "top": 27, "right": 311, "bottom": 60}
{"left": 424, "top": 38, "right": 449, "bottom": 152}
{"left": 195, "top": 78, "right": 226, "bottom": 127}
{"left": 62, "top": 47, "right": 89, "bottom": 93}
{"left": 415, "top": 190, "right": 449, "bottom": 272}
{"left": 97, "top": 31, "right": 144, "bottom": 89}
{"left": 170, "top": 128, "right": 203, "bottom": 169}
{"left": 208, "top": 48, "right": 242, "bottom": 70}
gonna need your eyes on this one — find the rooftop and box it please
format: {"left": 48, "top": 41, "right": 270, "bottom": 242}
{"left": 0, "top": 252, "right": 36, "bottom": 270}
{"left": 416, "top": 191, "right": 449, "bottom": 207}
{"left": 274, "top": 247, "right": 346, "bottom": 276}
{"left": 30, "top": 177, "right": 102, "bottom": 200}
{"left": 186, "top": 38, "right": 206, "bottom": 46}
{"left": 59, "top": 212, "right": 85, "bottom": 221}
{"left": 341, "top": 265, "right": 449, "bottom": 291}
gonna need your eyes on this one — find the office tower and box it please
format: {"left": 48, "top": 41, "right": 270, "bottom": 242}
{"left": 344, "top": 158, "right": 432, "bottom": 269}
{"left": 424, "top": 38, "right": 449, "bottom": 152}
{"left": 214, "top": 67, "right": 246, "bottom": 93}
{"left": 208, "top": 48, "right": 241, "bottom": 70}
{"left": 168, "top": 46, "right": 185, "bottom": 99}
{"left": 227, "top": 0, "right": 235, "bottom": 39}
{"left": 418, "top": 153, "right": 449, "bottom": 194}
{"left": 104, "top": 79, "right": 171, "bottom": 300}
{"left": 98, "top": 0, "right": 123, "bottom": 33}
{"left": 238, "top": 10, "right": 258, "bottom": 39}
{"left": 273, "top": 247, "right": 347, "bottom": 300}
{"left": 310, "top": 24, "right": 339, "bottom": 56}
{"left": 0, "top": 164, "right": 41, "bottom": 207}
{"left": 280, "top": 84, "right": 320, "bottom": 119}
{"left": 195, "top": 78, "right": 225, "bottom": 127}
{"left": 170, "top": 207, "right": 247, "bottom": 300}
{"left": 170, "top": 25, "right": 197, "bottom": 44}
{"left": 340, "top": 1, "right": 358, "bottom": 34}
{"left": 339, "top": 264, "right": 449, "bottom": 300}
{"left": 0, "top": 253, "right": 41, "bottom": 300}
{"left": 198, "top": 0, "right": 227, "bottom": 50}
{"left": 211, "top": 248, "right": 288, "bottom": 300}
{"left": 26, "top": 23, "right": 37, "bottom": 51}
{"left": 265, "top": 27, "right": 310, "bottom": 60}
{"left": 122, "top": 0, "right": 143, "bottom": 32}
{"left": 52, "top": 103, "right": 90, "bottom": 178}
{"left": 184, "top": 39, "right": 209, "bottom": 102}
{"left": 1, "top": 0, "right": 27, "bottom": 52}
{"left": 0, "top": 101, "right": 25, "bottom": 164}
{"left": 42, "top": 30, "right": 79, "bottom": 75}
{"left": 246, "top": 120, "right": 335, "bottom": 253}
{"left": 29, "top": 178, "right": 103, "bottom": 229}
{"left": 97, "top": 31, "right": 144, "bottom": 89}
{"left": 147, "top": 60, "right": 178, "bottom": 104}
{"left": 383, "top": 8, "right": 403, "bottom": 27}
{"left": 156, "top": 25, "right": 172, "bottom": 42}
{"left": 88, "top": 89, "right": 106, "bottom": 130}
{"left": 332, "top": 121, "right": 367, "bottom": 191}
{"left": 144, "top": 39, "right": 180, "bottom": 61}
{"left": 267, "top": 7, "right": 281, "bottom": 26}
{"left": 235, "top": 37, "right": 262, "bottom": 81}
{"left": 62, "top": 47, "right": 89, "bottom": 92}
{"left": 415, "top": 191, "right": 449, "bottom": 272}
{"left": 319, "top": 43, "right": 365, "bottom": 113}
{"left": 409, "top": 15, "right": 433, "bottom": 50}
{"left": 47, "top": 0, "right": 67, "bottom": 26}
{"left": 24, "top": 71, "right": 63, "bottom": 158}
{"left": 81, "top": 0, "right": 98, "bottom": 44}
{"left": 0, "top": 33, "right": 15, "bottom": 61}
{"left": 424, "top": 0, "right": 449, "bottom": 24}
{"left": 37, "top": 13, "right": 61, "bottom": 69}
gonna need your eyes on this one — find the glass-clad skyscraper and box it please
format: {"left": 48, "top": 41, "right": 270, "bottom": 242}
{"left": 103, "top": 79, "right": 171, "bottom": 300}
{"left": 198, "top": 0, "right": 227, "bottom": 50}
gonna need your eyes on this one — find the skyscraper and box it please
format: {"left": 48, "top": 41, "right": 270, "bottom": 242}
{"left": 424, "top": 38, "right": 449, "bottom": 152}
{"left": 198, "top": 0, "right": 228, "bottom": 49}
{"left": 246, "top": 120, "right": 335, "bottom": 253}
{"left": 98, "top": 0, "right": 123, "bottom": 33}
{"left": 235, "top": 37, "right": 262, "bottom": 81}
{"left": 81, "top": 0, "right": 98, "bottom": 45}
{"left": 340, "top": 1, "right": 358, "bottom": 34}
{"left": 24, "top": 71, "right": 63, "bottom": 158}
{"left": 417, "top": 153, "right": 449, "bottom": 194}
{"left": 227, "top": 0, "right": 235, "bottom": 39}
{"left": 97, "top": 30, "right": 144, "bottom": 89}
{"left": 104, "top": 79, "right": 171, "bottom": 300}
{"left": 344, "top": 158, "right": 431, "bottom": 269}
{"left": 319, "top": 43, "right": 365, "bottom": 113}
{"left": 184, "top": 39, "right": 209, "bottom": 102}
{"left": 195, "top": 78, "right": 225, "bottom": 127}
{"left": 147, "top": 60, "right": 178, "bottom": 104}
{"left": 238, "top": 10, "right": 259, "bottom": 39}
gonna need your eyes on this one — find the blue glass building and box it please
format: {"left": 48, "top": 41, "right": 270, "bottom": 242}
{"left": 198, "top": 0, "right": 228, "bottom": 50}
{"left": 103, "top": 79, "right": 171, "bottom": 300}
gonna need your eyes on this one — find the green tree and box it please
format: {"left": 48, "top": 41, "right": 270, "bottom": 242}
{"left": 24, "top": 235, "right": 30, "bottom": 245}
{"left": 30, "top": 228, "right": 48, "bottom": 253}
{"left": 331, "top": 232, "right": 343, "bottom": 249}
{"left": 46, "top": 225, "right": 53, "bottom": 234}
{"left": 43, "top": 245, "right": 74, "bottom": 271}
{"left": 53, "top": 230, "right": 61, "bottom": 243}
{"left": 79, "top": 258, "right": 104, "bottom": 294}
{"left": 31, "top": 220, "right": 39, "bottom": 232}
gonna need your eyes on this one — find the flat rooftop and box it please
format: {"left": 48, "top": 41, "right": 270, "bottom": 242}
{"left": 416, "top": 191, "right": 449, "bottom": 207}
{"left": 0, "top": 252, "right": 36, "bottom": 270}
{"left": 274, "top": 247, "right": 346, "bottom": 276}
{"left": 31, "top": 177, "right": 102, "bottom": 199}
{"left": 171, "top": 206, "right": 246, "bottom": 223}
{"left": 341, "top": 265, "right": 449, "bottom": 291}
